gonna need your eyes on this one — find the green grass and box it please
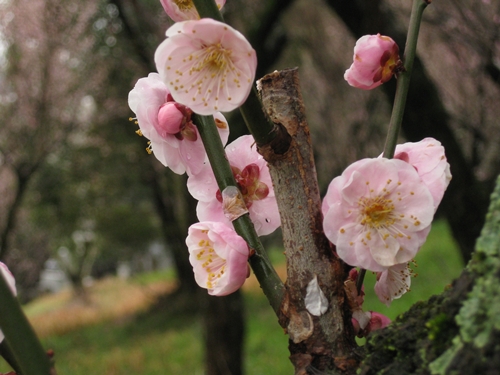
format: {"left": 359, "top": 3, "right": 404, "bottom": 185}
{"left": 0, "top": 220, "right": 461, "bottom": 374}
{"left": 25, "top": 292, "right": 292, "bottom": 375}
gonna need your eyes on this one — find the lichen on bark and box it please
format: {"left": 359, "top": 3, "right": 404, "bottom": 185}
{"left": 359, "top": 175, "right": 500, "bottom": 375}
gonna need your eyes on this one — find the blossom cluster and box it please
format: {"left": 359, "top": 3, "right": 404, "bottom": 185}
{"left": 128, "top": 2, "right": 275, "bottom": 296}
{"left": 323, "top": 138, "right": 451, "bottom": 306}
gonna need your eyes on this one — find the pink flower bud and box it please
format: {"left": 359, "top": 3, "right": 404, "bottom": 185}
{"left": 156, "top": 102, "right": 185, "bottom": 137}
{"left": 128, "top": 73, "right": 229, "bottom": 175}
{"left": 344, "top": 34, "right": 401, "bottom": 90}
{"left": 365, "top": 311, "right": 391, "bottom": 334}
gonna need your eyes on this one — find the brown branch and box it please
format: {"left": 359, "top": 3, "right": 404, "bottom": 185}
{"left": 257, "top": 68, "right": 360, "bottom": 374}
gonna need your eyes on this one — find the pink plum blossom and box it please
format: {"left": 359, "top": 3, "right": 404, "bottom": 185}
{"left": 159, "top": 0, "right": 226, "bottom": 22}
{"left": 187, "top": 135, "right": 280, "bottom": 236}
{"left": 344, "top": 34, "right": 401, "bottom": 90}
{"left": 128, "top": 72, "right": 229, "bottom": 175}
{"left": 186, "top": 221, "right": 249, "bottom": 296}
{"left": 374, "top": 262, "right": 412, "bottom": 306}
{"left": 155, "top": 18, "right": 257, "bottom": 115}
{"left": 0, "top": 262, "right": 16, "bottom": 343}
{"left": 322, "top": 158, "right": 434, "bottom": 272}
{"left": 390, "top": 138, "right": 452, "bottom": 210}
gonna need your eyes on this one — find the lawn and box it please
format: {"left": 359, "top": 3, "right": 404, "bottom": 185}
{"left": 0, "top": 220, "right": 462, "bottom": 374}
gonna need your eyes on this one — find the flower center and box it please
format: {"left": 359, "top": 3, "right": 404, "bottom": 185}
{"left": 174, "top": 0, "right": 193, "bottom": 10}
{"left": 192, "top": 43, "right": 232, "bottom": 75}
{"left": 359, "top": 196, "right": 396, "bottom": 229}
{"left": 215, "top": 164, "right": 269, "bottom": 208}
{"left": 196, "top": 238, "right": 225, "bottom": 289}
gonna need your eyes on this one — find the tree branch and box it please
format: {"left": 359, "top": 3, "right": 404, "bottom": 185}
{"left": 258, "top": 68, "right": 359, "bottom": 374}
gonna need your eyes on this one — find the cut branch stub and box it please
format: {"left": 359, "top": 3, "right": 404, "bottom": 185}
{"left": 257, "top": 68, "right": 360, "bottom": 374}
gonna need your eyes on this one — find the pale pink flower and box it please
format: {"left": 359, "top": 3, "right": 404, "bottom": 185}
{"left": 187, "top": 135, "right": 280, "bottom": 236}
{"left": 391, "top": 138, "right": 452, "bottom": 210}
{"left": 322, "top": 158, "right": 434, "bottom": 272}
{"left": 155, "top": 18, "right": 257, "bottom": 115}
{"left": 159, "top": 0, "right": 226, "bottom": 22}
{"left": 344, "top": 34, "right": 401, "bottom": 90}
{"left": 128, "top": 72, "right": 229, "bottom": 175}
{"left": 374, "top": 262, "right": 412, "bottom": 306}
{"left": 0, "top": 262, "right": 17, "bottom": 343}
{"left": 186, "top": 221, "right": 249, "bottom": 296}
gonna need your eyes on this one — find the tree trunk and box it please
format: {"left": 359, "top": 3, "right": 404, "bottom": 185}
{"left": 0, "top": 165, "right": 38, "bottom": 259}
{"left": 258, "top": 68, "right": 360, "bottom": 374}
{"left": 358, "top": 174, "right": 500, "bottom": 374}
{"left": 204, "top": 291, "right": 245, "bottom": 375}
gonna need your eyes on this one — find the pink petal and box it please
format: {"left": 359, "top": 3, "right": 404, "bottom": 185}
{"left": 186, "top": 221, "right": 248, "bottom": 296}
{"left": 322, "top": 158, "right": 435, "bottom": 271}
{"left": 155, "top": 19, "right": 257, "bottom": 115}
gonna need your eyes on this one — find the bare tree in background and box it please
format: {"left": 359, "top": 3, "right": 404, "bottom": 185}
{"left": 0, "top": 0, "right": 103, "bottom": 262}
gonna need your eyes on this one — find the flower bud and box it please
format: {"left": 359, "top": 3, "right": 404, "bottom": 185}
{"left": 156, "top": 102, "right": 185, "bottom": 138}
{"left": 344, "top": 34, "right": 401, "bottom": 90}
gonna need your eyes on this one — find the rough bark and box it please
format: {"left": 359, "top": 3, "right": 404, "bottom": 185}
{"left": 258, "top": 69, "right": 360, "bottom": 374}
{"left": 358, "top": 174, "right": 500, "bottom": 374}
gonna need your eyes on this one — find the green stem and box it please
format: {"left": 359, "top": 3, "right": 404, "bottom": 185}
{"left": 239, "top": 88, "right": 278, "bottom": 147}
{"left": 193, "top": 114, "right": 285, "bottom": 314}
{"left": 382, "top": 0, "right": 429, "bottom": 159}
{"left": 356, "top": 269, "right": 366, "bottom": 296}
{"left": 191, "top": 0, "right": 224, "bottom": 22}
{"left": 358, "top": 0, "right": 429, "bottom": 295}
{"left": 0, "top": 272, "right": 52, "bottom": 375}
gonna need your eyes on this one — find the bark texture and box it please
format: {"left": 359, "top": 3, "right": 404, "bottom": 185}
{"left": 258, "top": 69, "right": 360, "bottom": 374}
{"left": 359, "top": 174, "right": 500, "bottom": 374}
